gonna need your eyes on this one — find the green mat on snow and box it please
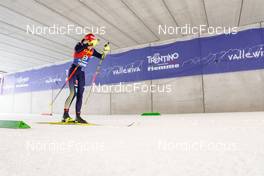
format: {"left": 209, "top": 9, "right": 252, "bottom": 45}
{"left": 141, "top": 112, "right": 161, "bottom": 116}
{"left": 0, "top": 120, "right": 31, "bottom": 129}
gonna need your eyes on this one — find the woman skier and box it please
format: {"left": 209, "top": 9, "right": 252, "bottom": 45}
{"left": 63, "top": 33, "right": 110, "bottom": 123}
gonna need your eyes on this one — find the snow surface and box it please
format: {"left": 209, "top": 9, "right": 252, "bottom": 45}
{"left": 0, "top": 112, "right": 264, "bottom": 176}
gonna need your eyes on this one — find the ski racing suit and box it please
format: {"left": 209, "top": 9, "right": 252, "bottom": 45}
{"left": 64, "top": 42, "right": 103, "bottom": 115}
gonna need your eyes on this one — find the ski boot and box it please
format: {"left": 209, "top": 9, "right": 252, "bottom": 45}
{"left": 75, "top": 113, "right": 88, "bottom": 124}
{"left": 62, "top": 112, "right": 75, "bottom": 123}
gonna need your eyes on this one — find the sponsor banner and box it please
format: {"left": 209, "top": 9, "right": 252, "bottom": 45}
{"left": 2, "top": 28, "right": 264, "bottom": 94}
{"left": 2, "top": 74, "right": 15, "bottom": 95}
{"left": 201, "top": 28, "right": 264, "bottom": 74}
{"left": 0, "top": 75, "right": 4, "bottom": 95}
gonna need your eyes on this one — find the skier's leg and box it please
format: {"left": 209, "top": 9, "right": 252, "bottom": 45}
{"left": 64, "top": 82, "right": 76, "bottom": 109}
{"left": 75, "top": 71, "right": 87, "bottom": 123}
{"left": 63, "top": 66, "right": 78, "bottom": 122}
{"left": 69, "top": 82, "right": 78, "bottom": 107}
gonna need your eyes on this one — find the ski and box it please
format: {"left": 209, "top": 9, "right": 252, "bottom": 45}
{"left": 37, "top": 121, "right": 99, "bottom": 126}
{"left": 37, "top": 121, "right": 136, "bottom": 127}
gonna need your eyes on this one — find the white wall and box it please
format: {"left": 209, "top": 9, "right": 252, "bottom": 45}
{"left": 110, "top": 81, "right": 152, "bottom": 114}
{"left": 152, "top": 76, "right": 204, "bottom": 114}
{"left": 0, "top": 94, "right": 13, "bottom": 113}
{"left": 203, "top": 70, "right": 264, "bottom": 112}
{"left": 82, "top": 85, "right": 111, "bottom": 115}
{"left": 31, "top": 90, "right": 52, "bottom": 114}
{"left": 13, "top": 92, "right": 31, "bottom": 114}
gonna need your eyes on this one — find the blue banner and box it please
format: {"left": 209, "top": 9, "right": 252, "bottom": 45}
{"left": 0, "top": 76, "right": 4, "bottom": 95}
{"left": 2, "top": 28, "right": 264, "bottom": 94}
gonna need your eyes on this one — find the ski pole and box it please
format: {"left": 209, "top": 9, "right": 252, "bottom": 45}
{"left": 84, "top": 59, "right": 104, "bottom": 105}
{"left": 50, "top": 61, "right": 82, "bottom": 106}
{"left": 84, "top": 42, "right": 110, "bottom": 105}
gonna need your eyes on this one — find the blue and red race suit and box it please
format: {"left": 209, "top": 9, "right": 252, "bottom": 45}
{"left": 64, "top": 42, "right": 103, "bottom": 114}
{"left": 73, "top": 42, "right": 103, "bottom": 68}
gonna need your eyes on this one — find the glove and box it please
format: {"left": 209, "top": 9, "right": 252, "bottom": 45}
{"left": 102, "top": 42, "right": 110, "bottom": 59}
{"left": 104, "top": 42, "right": 110, "bottom": 52}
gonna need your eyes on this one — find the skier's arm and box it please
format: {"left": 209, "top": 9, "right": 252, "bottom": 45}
{"left": 92, "top": 43, "right": 111, "bottom": 60}
{"left": 75, "top": 42, "right": 89, "bottom": 53}
{"left": 92, "top": 49, "right": 104, "bottom": 60}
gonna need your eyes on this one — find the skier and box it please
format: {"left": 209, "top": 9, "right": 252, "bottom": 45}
{"left": 63, "top": 33, "right": 110, "bottom": 123}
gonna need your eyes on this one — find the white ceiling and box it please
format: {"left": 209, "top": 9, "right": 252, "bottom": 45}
{"left": 0, "top": 0, "right": 263, "bottom": 73}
